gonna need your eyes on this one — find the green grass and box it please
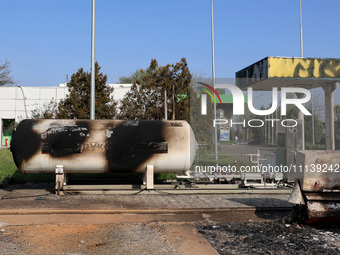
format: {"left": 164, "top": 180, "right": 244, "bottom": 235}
{"left": 305, "top": 143, "right": 326, "bottom": 150}
{"left": 0, "top": 149, "right": 18, "bottom": 187}
{"left": 0, "top": 149, "right": 176, "bottom": 187}
{"left": 1, "top": 145, "right": 254, "bottom": 187}
{"left": 0, "top": 149, "right": 55, "bottom": 188}
{"left": 218, "top": 140, "right": 236, "bottom": 145}
{"left": 191, "top": 147, "right": 254, "bottom": 173}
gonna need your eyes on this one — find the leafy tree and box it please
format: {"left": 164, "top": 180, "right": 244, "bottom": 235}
{"left": 190, "top": 88, "right": 213, "bottom": 146}
{"left": 235, "top": 126, "right": 246, "bottom": 141}
{"left": 335, "top": 105, "right": 340, "bottom": 122}
{"left": 118, "top": 69, "right": 147, "bottom": 84}
{"left": 188, "top": 73, "right": 214, "bottom": 146}
{"left": 285, "top": 106, "right": 324, "bottom": 145}
{"left": 304, "top": 90, "right": 324, "bottom": 120}
{"left": 233, "top": 106, "right": 253, "bottom": 142}
{"left": 229, "top": 126, "right": 236, "bottom": 141}
{"left": 285, "top": 105, "right": 299, "bottom": 119}
{"left": 119, "top": 58, "right": 192, "bottom": 122}
{"left": 119, "top": 83, "right": 160, "bottom": 120}
{"left": 32, "top": 102, "right": 58, "bottom": 119}
{"left": 57, "top": 62, "right": 117, "bottom": 119}
{"left": 0, "top": 59, "right": 15, "bottom": 86}
{"left": 248, "top": 108, "right": 265, "bottom": 144}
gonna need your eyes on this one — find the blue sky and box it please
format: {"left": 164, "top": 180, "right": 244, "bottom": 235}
{"left": 1, "top": 0, "right": 340, "bottom": 95}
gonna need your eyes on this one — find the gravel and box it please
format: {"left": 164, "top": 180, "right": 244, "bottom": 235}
{"left": 197, "top": 222, "right": 340, "bottom": 255}
{"left": 0, "top": 223, "right": 176, "bottom": 255}
{"left": 1, "top": 221, "right": 339, "bottom": 254}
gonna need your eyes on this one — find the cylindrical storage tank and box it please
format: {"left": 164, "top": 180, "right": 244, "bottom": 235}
{"left": 11, "top": 119, "right": 197, "bottom": 174}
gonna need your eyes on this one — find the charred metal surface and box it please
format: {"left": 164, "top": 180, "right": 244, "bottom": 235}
{"left": 11, "top": 119, "right": 41, "bottom": 169}
{"left": 291, "top": 151, "right": 340, "bottom": 222}
{"left": 131, "top": 142, "right": 168, "bottom": 153}
{"left": 305, "top": 192, "right": 340, "bottom": 201}
{"left": 11, "top": 119, "right": 195, "bottom": 174}
{"left": 295, "top": 150, "right": 340, "bottom": 191}
{"left": 307, "top": 201, "right": 340, "bottom": 223}
{"left": 41, "top": 122, "right": 89, "bottom": 157}
{"left": 106, "top": 120, "right": 167, "bottom": 172}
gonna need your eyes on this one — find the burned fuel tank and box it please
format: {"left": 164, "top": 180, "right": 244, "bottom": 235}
{"left": 11, "top": 119, "right": 196, "bottom": 174}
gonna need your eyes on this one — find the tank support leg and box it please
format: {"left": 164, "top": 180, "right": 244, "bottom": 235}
{"left": 55, "top": 165, "right": 64, "bottom": 195}
{"left": 145, "top": 165, "right": 154, "bottom": 190}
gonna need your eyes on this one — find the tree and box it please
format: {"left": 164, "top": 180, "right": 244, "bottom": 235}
{"left": 233, "top": 107, "right": 253, "bottom": 142}
{"left": 304, "top": 89, "right": 324, "bottom": 119}
{"left": 304, "top": 112, "right": 324, "bottom": 144}
{"left": 335, "top": 105, "right": 340, "bottom": 122}
{"left": 281, "top": 105, "right": 324, "bottom": 145}
{"left": 119, "top": 58, "right": 192, "bottom": 122}
{"left": 188, "top": 72, "right": 214, "bottom": 146}
{"left": 248, "top": 107, "right": 265, "bottom": 144}
{"left": 190, "top": 88, "right": 214, "bottom": 146}
{"left": 118, "top": 69, "right": 146, "bottom": 84}
{"left": 119, "top": 83, "right": 159, "bottom": 120}
{"left": 32, "top": 102, "right": 58, "bottom": 119}
{"left": 0, "top": 59, "right": 15, "bottom": 86}
{"left": 57, "top": 62, "right": 117, "bottom": 119}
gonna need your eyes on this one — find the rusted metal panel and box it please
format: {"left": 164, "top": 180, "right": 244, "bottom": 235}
{"left": 307, "top": 201, "right": 340, "bottom": 223}
{"left": 11, "top": 119, "right": 196, "bottom": 174}
{"left": 291, "top": 150, "right": 340, "bottom": 222}
{"left": 305, "top": 192, "right": 340, "bottom": 201}
{"left": 295, "top": 150, "right": 340, "bottom": 191}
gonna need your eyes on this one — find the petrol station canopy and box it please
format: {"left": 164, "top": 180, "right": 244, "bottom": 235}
{"left": 235, "top": 57, "right": 340, "bottom": 91}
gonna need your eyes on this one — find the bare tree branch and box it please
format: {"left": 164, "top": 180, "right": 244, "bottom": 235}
{"left": 304, "top": 89, "right": 324, "bottom": 120}
{"left": 0, "top": 59, "right": 15, "bottom": 86}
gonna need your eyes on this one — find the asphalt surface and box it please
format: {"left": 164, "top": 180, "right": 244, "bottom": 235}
{"left": 0, "top": 183, "right": 293, "bottom": 213}
{"left": 1, "top": 183, "right": 339, "bottom": 255}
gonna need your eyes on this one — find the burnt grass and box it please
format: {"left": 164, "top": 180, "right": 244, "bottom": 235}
{"left": 196, "top": 222, "right": 340, "bottom": 255}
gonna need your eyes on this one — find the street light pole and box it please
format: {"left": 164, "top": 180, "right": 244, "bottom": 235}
{"left": 300, "top": 0, "right": 314, "bottom": 144}
{"left": 312, "top": 89, "right": 315, "bottom": 144}
{"left": 299, "top": 0, "right": 303, "bottom": 58}
{"left": 211, "top": 0, "right": 218, "bottom": 160}
{"left": 90, "top": 0, "right": 96, "bottom": 120}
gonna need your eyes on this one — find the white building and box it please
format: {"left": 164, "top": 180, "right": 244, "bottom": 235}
{"left": 0, "top": 83, "right": 132, "bottom": 147}
{"left": 110, "top": 84, "right": 133, "bottom": 108}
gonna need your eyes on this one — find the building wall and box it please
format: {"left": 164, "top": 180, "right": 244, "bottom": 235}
{"left": 0, "top": 84, "right": 132, "bottom": 147}
{"left": 108, "top": 84, "right": 133, "bottom": 109}
{"left": 0, "top": 86, "right": 68, "bottom": 121}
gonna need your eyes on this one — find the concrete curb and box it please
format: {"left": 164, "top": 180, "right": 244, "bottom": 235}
{"left": 0, "top": 207, "right": 293, "bottom": 215}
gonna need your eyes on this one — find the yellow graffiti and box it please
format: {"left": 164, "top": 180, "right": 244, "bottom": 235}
{"left": 268, "top": 57, "right": 340, "bottom": 79}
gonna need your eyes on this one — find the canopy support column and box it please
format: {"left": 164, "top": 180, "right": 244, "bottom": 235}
{"left": 321, "top": 82, "right": 338, "bottom": 150}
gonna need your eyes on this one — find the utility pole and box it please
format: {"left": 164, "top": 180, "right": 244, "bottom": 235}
{"left": 90, "top": 0, "right": 96, "bottom": 120}
{"left": 300, "top": 0, "right": 315, "bottom": 144}
{"left": 312, "top": 89, "right": 315, "bottom": 144}
{"left": 298, "top": 0, "right": 305, "bottom": 150}
{"left": 299, "top": 0, "right": 303, "bottom": 58}
{"left": 211, "top": 0, "right": 218, "bottom": 160}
